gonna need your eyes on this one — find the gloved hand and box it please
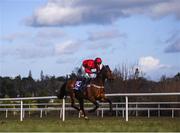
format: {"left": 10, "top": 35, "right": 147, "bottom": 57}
{"left": 84, "top": 73, "right": 90, "bottom": 78}
{"left": 89, "top": 73, "right": 96, "bottom": 78}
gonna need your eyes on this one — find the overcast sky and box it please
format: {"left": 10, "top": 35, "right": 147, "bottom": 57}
{"left": 0, "top": 0, "right": 180, "bottom": 80}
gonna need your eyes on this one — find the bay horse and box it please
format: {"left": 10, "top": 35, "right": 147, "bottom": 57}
{"left": 57, "top": 65, "right": 114, "bottom": 119}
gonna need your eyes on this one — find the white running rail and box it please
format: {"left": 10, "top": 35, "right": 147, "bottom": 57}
{"left": 0, "top": 92, "right": 180, "bottom": 122}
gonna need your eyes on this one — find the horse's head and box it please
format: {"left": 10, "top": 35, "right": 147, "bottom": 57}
{"left": 98, "top": 65, "right": 114, "bottom": 81}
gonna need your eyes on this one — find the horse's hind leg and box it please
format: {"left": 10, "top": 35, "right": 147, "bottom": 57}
{"left": 70, "top": 94, "right": 80, "bottom": 111}
{"left": 74, "top": 90, "right": 88, "bottom": 119}
{"left": 78, "top": 98, "right": 88, "bottom": 119}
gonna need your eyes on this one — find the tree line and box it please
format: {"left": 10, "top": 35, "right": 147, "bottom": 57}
{"left": 0, "top": 70, "right": 65, "bottom": 98}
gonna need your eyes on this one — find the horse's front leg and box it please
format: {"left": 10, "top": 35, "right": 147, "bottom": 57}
{"left": 87, "top": 97, "right": 99, "bottom": 113}
{"left": 100, "top": 97, "right": 113, "bottom": 112}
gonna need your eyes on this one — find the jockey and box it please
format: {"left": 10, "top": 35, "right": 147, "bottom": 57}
{"left": 81, "top": 57, "right": 103, "bottom": 78}
{"left": 74, "top": 57, "right": 103, "bottom": 91}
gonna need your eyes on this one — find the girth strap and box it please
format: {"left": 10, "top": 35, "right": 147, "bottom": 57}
{"left": 87, "top": 84, "right": 104, "bottom": 89}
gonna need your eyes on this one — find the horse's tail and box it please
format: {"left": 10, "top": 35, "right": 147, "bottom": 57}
{"left": 57, "top": 82, "right": 67, "bottom": 99}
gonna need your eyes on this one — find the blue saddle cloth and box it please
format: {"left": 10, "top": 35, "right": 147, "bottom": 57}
{"left": 74, "top": 78, "right": 91, "bottom": 91}
{"left": 74, "top": 81, "right": 83, "bottom": 91}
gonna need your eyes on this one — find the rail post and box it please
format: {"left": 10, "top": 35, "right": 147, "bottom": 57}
{"left": 62, "top": 98, "right": 65, "bottom": 121}
{"left": 20, "top": 100, "right": 23, "bottom": 121}
{"left": 116, "top": 104, "right": 118, "bottom": 117}
{"left": 6, "top": 109, "right": 8, "bottom": 118}
{"left": 125, "top": 96, "right": 128, "bottom": 121}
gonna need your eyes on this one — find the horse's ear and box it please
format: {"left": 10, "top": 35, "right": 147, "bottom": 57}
{"left": 102, "top": 65, "right": 107, "bottom": 69}
{"left": 105, "top": 65, "right": 109, "bottom": 69}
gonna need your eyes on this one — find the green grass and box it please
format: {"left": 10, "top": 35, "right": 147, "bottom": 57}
{"left": 0, "top": 115, "right": 180, "bottom": 132}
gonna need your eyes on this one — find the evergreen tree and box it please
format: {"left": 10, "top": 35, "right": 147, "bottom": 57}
{"left": 40, "top": 70, "right": 44, "bottom": 81}
{"left": 28, "top": 70, "right": 32, "bottom": 79}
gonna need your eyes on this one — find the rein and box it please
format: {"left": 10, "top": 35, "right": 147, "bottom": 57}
{"left": 86, "top": 66, "right": 108, "bottom": 89}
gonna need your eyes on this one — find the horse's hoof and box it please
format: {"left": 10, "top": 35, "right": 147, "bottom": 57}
{"left": 84, "top": 116, "right": 89, "bottom": 120}
{"left": 79, "top": 110, "right": 85, "bottom": 118}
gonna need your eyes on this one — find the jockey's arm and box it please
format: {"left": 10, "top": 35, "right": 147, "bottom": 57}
{"left": 85, "top": 68, "right": 94, "bottom": 78}
{"left": 85, "top": 68, "right": 92, "bottom": 74}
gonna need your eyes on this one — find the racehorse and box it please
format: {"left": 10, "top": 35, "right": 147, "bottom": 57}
{"left": 57, "top": 65, "right": 114, "bottom": 119}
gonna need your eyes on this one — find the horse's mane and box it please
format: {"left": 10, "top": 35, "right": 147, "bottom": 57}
{"left": 96, "top": 65, "right": 110, "bottom": 79}
{"left": 100, "top": 65, "right": 110, "bottom": 72}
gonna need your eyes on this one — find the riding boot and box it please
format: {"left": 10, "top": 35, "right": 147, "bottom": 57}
{"left": 79, "top": 78, "right": 91, "bottom": 92}
{"left": 79, "top": 83, "right": 85, "bottom": 92}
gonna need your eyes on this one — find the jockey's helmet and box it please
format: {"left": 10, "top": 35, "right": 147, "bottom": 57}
{"left": 95, "top": 57, "right": 102, "bottom": 64}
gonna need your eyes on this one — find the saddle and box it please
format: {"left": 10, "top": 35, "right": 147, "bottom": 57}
{"left": 74, "top": 78, "right": 91, "bottom": 91}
